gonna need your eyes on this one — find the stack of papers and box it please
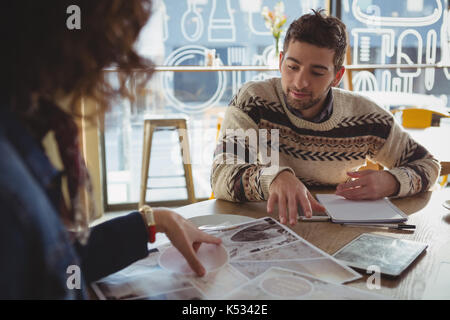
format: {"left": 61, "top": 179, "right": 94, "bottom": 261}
{"left": 92, "top": 217, "right": 388, "bottom": 300}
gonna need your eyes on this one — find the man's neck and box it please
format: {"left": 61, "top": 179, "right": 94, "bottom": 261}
{"left": 299, "top": 99, "right": 327, "bottom": 120}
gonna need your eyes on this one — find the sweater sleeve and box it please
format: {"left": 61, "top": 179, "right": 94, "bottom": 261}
{"left": 74, "top": 212, "right": 149, "bottom": 283}
{"left": 371, "top": 118, "right": 440, "bottom": 197}
{"left": 211, "top": 90, "right": 294, "bottom": 202}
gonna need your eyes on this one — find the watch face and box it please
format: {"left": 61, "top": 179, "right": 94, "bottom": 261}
{"left": 140, "top": 206, "right": 154, "bottom": 226}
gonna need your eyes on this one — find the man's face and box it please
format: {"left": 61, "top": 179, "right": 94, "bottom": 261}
{"left": 279, "top": 40, "right": 344, "bottom": 119}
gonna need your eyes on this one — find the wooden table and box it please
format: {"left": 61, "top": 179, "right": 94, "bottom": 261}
{"left": 176, "top": 188, "right": 450, "bottom": 300}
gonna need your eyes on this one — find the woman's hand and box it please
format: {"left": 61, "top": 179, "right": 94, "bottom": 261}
{"left": 153, "top": 208, "right": 222, "bottom": 277}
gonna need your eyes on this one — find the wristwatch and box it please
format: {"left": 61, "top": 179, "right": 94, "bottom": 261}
{"left": 139, "top": 205, "right": 156, "bottom": 243}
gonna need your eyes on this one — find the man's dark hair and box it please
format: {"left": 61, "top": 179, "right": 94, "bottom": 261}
{"left": 282, "top": 9, "right": 348, "bottom": 72}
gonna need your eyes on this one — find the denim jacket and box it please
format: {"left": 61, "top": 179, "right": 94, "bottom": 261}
{"left": 0, "top": 107, "right": 149, "bottom": 299}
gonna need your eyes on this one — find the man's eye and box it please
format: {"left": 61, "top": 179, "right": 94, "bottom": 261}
{"left": 288, "top": 65, "right": 298, "bottom": 70}
{"left": 312, "top": 71, "right": 325, "bottom": 76}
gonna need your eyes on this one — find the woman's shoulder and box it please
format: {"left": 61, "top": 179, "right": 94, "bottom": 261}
{"left": 0, "top": 131, "right": 67, "bottom": 238}
{"left": 0, "top": 134, "right": 52, "bottom": 228}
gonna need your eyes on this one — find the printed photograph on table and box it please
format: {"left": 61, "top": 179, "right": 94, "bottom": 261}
{"left": 230, "top": 241, "right": 361, "bottom": 284}
{"left": 217, "top": 217, "right": 298, "bottom": 259}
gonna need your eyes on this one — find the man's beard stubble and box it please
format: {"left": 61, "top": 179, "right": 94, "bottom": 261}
{"left": 286, "top": 84, "right": 331, "bottom": 111}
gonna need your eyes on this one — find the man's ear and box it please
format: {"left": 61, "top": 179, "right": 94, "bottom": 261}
{"left": 332, "top": 66, "right": 346, "bottom": 87}
{"left": 279, "top": 51, "right": 284, "bottom": 71}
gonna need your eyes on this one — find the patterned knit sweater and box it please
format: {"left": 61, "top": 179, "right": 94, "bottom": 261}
{"left": 211, "top": 77, "right": 440, "bottom": 202}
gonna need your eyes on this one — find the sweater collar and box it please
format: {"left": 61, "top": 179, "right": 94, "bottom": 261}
{"left": 283, "top": 89, "right": 333, "bottom": 123}
{"left": 274, "top": 77, "right": 344, "bottom": 131}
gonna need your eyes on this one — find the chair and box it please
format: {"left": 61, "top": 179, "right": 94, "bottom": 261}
{"left": 139, "top": 115, "right": 196, "bottom": 208}
{"left": 391, "top": 106, "right": 450, "bottom": 128}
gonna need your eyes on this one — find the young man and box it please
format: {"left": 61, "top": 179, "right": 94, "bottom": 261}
{"left": 211, "top": 10, "right": 440, "bottom": 226}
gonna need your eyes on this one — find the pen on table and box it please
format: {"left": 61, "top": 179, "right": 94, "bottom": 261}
{"left": 341, "top": 223, "right": 416, "bottom": 230}
{"left": 198, "top": 224, "right": 241, "bottom": 232}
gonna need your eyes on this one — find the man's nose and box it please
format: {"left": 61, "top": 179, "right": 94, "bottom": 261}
{"left": 294, "top": 69, "right": 310, "bottom": 89}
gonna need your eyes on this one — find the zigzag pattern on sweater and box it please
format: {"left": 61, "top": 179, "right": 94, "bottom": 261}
{"left": 401, "top": 167, "right": 421, "bottom": 196}
{"left": 395, "top": 138, "right": 418, "bottom": 167}
{"left": 226, "top": 164, "right": 250, "bottom": 200}
{"left": 404, "top": 163, "right": 431, "bottom": 193}
{"left": 243, "top": 166, "right": 265, "bottom": 201}
{"left": 217, "top": 129, "right": 381, "bottom": 160}
{"left": 337, "top": 113, "right": 393, "bottom": 128}
{"left": 237, "top": 96, "right": 285, "bottom": 114}
{"left": 280, "top": 140, "right": 377, "bottom": 152}
{"left": 279, "top": 144, "right": 366, "bottom": 161}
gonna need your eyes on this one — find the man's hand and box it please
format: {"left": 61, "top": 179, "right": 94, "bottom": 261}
{"left": 267, "top": 171, "right": 326, "bottom": 226}
{"left": 335, "top": 170, "right": 400, "bottom": 200}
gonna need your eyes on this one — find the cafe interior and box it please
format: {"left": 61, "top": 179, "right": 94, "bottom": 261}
{"left": 53, "top": 0, "right": 450, "bottom": 300}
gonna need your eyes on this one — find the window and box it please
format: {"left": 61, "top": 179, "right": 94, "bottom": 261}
{"left": 340, "top": 0, "right": 450, "bottom": 109}
{"left": 102, "top": 0, "right": 327, "bottom": 209}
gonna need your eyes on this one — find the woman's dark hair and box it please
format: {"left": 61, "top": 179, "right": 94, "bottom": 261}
{"left": 1, "top": 0, "right": 153, "bottom": 116}
{"left": 282, "top": 9, "right": 348, "bottom": 72}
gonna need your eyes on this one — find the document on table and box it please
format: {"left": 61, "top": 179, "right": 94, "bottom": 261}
{"left": 315, "top": 194, "right": 408, "bottom": 224}
{"left": 90, "top": 217, "right": 388, "bottom": 300}
{"left": 223, "top": 267, "right": 387, "bottom": 300}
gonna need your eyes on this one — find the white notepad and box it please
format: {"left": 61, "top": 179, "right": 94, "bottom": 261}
{"left": 315, "top": 194, "right": 408, "bottom": 224}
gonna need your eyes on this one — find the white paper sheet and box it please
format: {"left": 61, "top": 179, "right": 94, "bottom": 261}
{"left": 316, "top": 194, "right": 408, "bottom": 223}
